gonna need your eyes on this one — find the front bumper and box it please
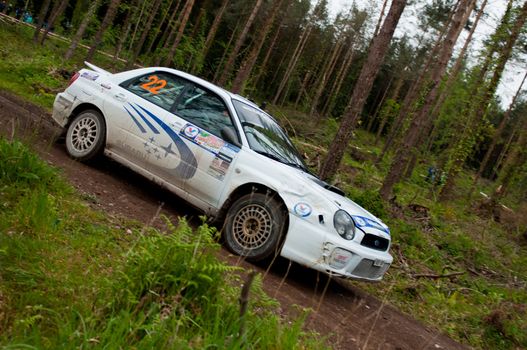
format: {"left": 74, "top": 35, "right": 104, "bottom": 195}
{"left": 280, "top": 212, "right": 392, "bottom": 281}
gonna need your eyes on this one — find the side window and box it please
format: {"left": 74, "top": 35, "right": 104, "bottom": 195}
{"left": 121, "top": 72, "right": 187, "bottom": 111}
{"left": 175, "top": 84, "right": 236, "bottom": 139}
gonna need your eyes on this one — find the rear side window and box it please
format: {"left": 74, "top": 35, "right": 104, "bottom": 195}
{"left": 121, "top": 72, "right": 187, "bottom": 111}
{"left": 174, "top": 84, "right": 236, "bottom": 139}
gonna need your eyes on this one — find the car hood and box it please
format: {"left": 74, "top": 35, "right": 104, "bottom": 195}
{"left": 290, "top": 168, "right": 390, "bottom": 236}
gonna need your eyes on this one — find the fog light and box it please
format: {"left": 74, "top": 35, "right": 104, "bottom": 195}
{"left": 329, "top": 248, "right": 353, "bottom": 269}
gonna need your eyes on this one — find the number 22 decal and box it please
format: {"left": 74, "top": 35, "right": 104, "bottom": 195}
{"left": 141, "top": 75, "right": 166, "bottom": 94}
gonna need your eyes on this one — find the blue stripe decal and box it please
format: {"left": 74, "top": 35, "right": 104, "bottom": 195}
{"left": 352, "top": 215, "right": 390, "bottom": 235}
{"left": 123, "top": 106, "right": 147, "bottom": 133}
{"left": 129, "top": 103, "right": 160, "bottom": 134}
{"left": 135, "top": 104, "right": 198, "bottom": 179}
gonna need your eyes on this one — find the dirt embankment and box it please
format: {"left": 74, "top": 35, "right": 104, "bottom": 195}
{"left": 0, "top": 90, "right": 468, "bottom": 350}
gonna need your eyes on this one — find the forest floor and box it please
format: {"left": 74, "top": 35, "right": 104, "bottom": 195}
{"left": 0, "top": 89, "right": 467, "bottom": 350}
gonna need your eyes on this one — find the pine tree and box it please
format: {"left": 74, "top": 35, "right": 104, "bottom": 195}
{"left": 231, "top": 0, "right": 285, "bottom": 93}
{"left": 380, "top": 0, "right": 475, "bottom": 200}
{"left": 65, "top": 0, "right": 102, "bottom": 60}
{"left": 86, "top": 0, "right": 122, "bottom": 61}
{"left": 32, "top": 0, "right": 51, "bottom": 43}
{"left": 319, "top": 0, "right": 408, "bottom": 180}
{"left": 127, "top": 0, "right": 163, "bottom": 67}
{"left": 440, "top": 0, "right": 527, "bottom": 198}
{"left": 216, "top": 0, "right": 264, "bottom": 86}
{"left": 164, "top": 0, "right": 196, "bottom": 67}
{"left": 192, "top": 0, "right": 229, "bottom": 73}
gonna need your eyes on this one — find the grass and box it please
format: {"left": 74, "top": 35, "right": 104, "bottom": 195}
{"left": 0, "top": 20, "right": 526, "bottom": 349}
{"left": 0, "top": 137, "right": 326, "bottom": 348}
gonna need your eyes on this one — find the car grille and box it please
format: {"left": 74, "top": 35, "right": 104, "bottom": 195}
{"left": 351, "top": 259, "right": 390, "bottom": 279}
{"left": 361, "top": 234, "right": 389, "bottom": 251}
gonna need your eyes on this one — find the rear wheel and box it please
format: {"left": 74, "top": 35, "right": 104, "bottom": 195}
{"left": 224, "top": 193, "right": 286, "bottom": 262}
{"left": 65, "top": 109, "right": 106, "bottom": 161}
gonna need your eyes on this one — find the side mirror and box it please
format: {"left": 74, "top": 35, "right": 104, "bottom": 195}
{"left": 221, "top": 127, "right": 241, "bottom": 147}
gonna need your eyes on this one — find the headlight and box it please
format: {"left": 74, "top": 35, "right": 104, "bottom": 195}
{"left": 333, "top": 210, "right": 355, "bottom": 240}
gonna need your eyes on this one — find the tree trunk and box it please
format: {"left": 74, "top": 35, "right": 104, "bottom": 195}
{"left": 127, "top": 0, "right": 163, "bottom": 67}
{"left": 368, "top": 75, "right": 393, "bottom": 133}
{"left": 113, "top": 0, "right": 138, "bottom": 64}
{"left": 65, "top": 0, "right": 101, "bottom": 60}
{"left": 213, "top": 22, "right": 240, "bottom": 82}
{"left": 253, "top": 20, "right": 282, "bottom": 87}
{"left": 144, "top": 0, "right": 175, "bottom": 56}
{"left": 294, "top": 70, "right": 312, "bottom": 108}
{"left": 217, "top": 0, "right": 264, "bottom": 86}
{"left": 373, "top": 0, "right": 389, "bottom": 38}
{"left": 86, "top": 0, "right": 121, "bottom": 61}
{"left": 272, "top": 24, "right": 313, "bottom": 104}
{"left": 155, "top": 0, "right": 182, "bottom": 53}
{"left": 493, "top": 122, "right": 518, "bottom": 179}
{"left": 375, "top": 74, "right": 405, "bottom": 145}
{"left": 309, "top": 39, "right": 343, "bottom": 116}
{"left": 401, "top": 0, "right": 481, "bottom": 179}
{"left": 32, "top": 0, "right": 52, "bottom": 43}
{"left": 380, "top": 0, "right": 475, "bottom": 200}
{"left": 128, "top": 0, "right": 148, "bottom": 53}
{"left": 428, "top": 0, "right": 488, "bottom": 123}
{"left": 192, "top": 0, "right": 229, "bottom": 73}
{"left": 493, "top": 118, "right": 527, "bottom": 200}
{"left": 376, "top": 3, "right": 459, "bottom": 164}
{"left": 164, "top": 0, "right": 196, "bottom": 67}
{"left": 319, "top": 0, "right": 407, "bottom": 181}
{"left": 440, "top": 0, "right": 527, "bottom": 199}
{"left": 39, "top": 0, "right": 69, "bottom": 45}
{"left": 473, "top": 69, "right": 526, "bottom": 184}
{"left": 190, "top": 2, "right": 207, "bottom": 40}
{"left": 321, "top": 44, "right": 356, "bottom": 117}
{"left": 231, "top": 0, "right": 285, "bottom": 94}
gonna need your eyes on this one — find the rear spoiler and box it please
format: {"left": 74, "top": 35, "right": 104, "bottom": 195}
{"left": 84, "top": 61, "right": 112, "bottom": 76}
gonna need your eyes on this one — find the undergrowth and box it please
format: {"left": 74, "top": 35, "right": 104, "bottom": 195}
{"left": 0, "top": 137, "right": 325, "bottom": 349}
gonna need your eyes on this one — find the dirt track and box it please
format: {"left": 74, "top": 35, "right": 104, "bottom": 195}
{"left": 0, "top": 90, "right": 468, "bottom": 350}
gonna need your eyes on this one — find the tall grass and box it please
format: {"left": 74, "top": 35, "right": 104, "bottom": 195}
{"left": 0, "top": 137, "right": 326, "bottom": 349}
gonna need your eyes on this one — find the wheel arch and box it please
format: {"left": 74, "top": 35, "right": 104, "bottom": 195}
{"left": 67, "top": 103, "right": 106, "bottom": 129}
{"left": 217, "top": 182, "right": 290, "bottom": 228}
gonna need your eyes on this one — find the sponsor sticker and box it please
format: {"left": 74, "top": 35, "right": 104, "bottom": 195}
{"left": 207, "top": 156, "right": 231, "bottom": 181}
{"left": 195, "top": 132, "right": 225, "bottom": 153}
{"left": 183, "top": 124, "right": 199, "bottom": 139}
{"left": 180, "top": 124, "right": 226, "bottom": 154}
{"left": 294, "top": 202, "right": 312, "bottom": 217}
{"left": 81, "top": 71, "right": 99, "bottom": 81}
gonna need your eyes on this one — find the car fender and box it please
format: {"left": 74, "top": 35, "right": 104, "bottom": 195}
{"left": 219, "top": 149, "right": 338, "bottom": 223}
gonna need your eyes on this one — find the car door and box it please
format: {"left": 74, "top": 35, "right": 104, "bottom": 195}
{"left": 171, "top": 83, "right": 242, "bottom": 209}
{"left": 116, "top": 72, "right": 191, "bottom": 189}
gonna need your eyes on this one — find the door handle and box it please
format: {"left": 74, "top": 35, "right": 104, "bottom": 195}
{"left": 114, "top": 93, "right": 126, "bottom": 102}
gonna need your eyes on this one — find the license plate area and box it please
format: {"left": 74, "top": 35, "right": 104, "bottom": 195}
{"left": 373, "top": 259, "right": 384, "bottom": 267}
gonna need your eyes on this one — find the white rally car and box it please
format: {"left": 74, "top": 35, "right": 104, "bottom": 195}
{"left": 52, "top": 63, "right": 392, "bottom": 281}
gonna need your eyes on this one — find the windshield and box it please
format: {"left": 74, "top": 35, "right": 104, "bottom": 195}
{"left": 232, "top": 99, "right": 307, "bottom": 171}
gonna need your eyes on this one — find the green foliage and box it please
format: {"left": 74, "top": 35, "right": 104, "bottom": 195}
{"left": 348, "top": 188, "right": 387, "bottom": 220}
{"left": 0, "top": 138, "right": 326, "bottom": 349}
{"left": 0, "top": 138, "right": 62, "bottom": 190}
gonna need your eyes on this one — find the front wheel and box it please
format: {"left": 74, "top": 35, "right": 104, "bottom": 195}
{"left": 65, "top": 109, "right": 106, "bottom": 161}
{"left": 224, "top": 193, "right": 286, "bottom": 262}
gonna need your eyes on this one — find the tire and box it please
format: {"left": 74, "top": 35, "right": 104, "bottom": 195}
{"left": 224, "top": 193, "right": 286, "bottom": 262}
{"left": 65, "top": 109, "right": 106, "bottom": 161}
